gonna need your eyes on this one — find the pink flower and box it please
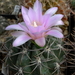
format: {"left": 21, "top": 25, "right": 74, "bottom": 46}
{"left": 5, "top": 0, "right": 64, "bottom": 47}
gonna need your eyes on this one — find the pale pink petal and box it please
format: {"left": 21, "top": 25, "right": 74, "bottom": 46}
{"left": 5, "top": 24, "right": 24, "bottom": 31}
{"left": 45, "top": 14, "right": 64, "bottom": 29}
{"left": 33, "top": 0, "right": 42, "bottom": 23}
{"left": 51, "top": 27, "right": 62, "bottom": 32}
{"left": 43, "top": 14, "right": 50, "bottom": 26}
{"left": 11, "top": 31, "right": 26, "bottom": 37}
{"left": 22, "top": 15, "right": 31, "bottom": 25}
{"left": 35, "top": 25, "right": 45, "bottom": 32}
{"left": 33, "top": 0, "right": 42, "bottom": 13}
{"left": 13, "top": 35, "right": 31, "bottom": 47}
{"left": 27, "top": 25, "right": 37, "bottom": 33}
{"left": 19, "top": 23, "right": 29, "bottom": 32}
{"left": 45, "top": 7, "right": 58, "bottom": 16}
{"left": 21, "top": 6, "right": 28, "bottom": 14}
{"left": 35, "top": 37, "right": 45, "bottom": 47}
{"left": 27, "top": 26, "right": 45, "bottom": 39}
{"left": 20, "top": 22, "right": 26, "bottom": 25}
{"left": 46, "top": 30, "right": 64, "bottom": 38}
{"left": 21, "top": 6, "right": 31, "bottom": 25}
{"left": 55, "top": 20, "right": 64, "bottom": 26}
{"left": 28, "top": 7, "right": 36, "bottom": 22}
{"left": 29, "top": 26, "right": 48, "bottom": 39}
{"left": 24, "top": 23, "right": 44, "bottom": 33}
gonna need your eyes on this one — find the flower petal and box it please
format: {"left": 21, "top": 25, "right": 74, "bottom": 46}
{"left": 45, "top": 7, "right": 58, "bottom": 16}
{"left": 51, "top": 27, "right": 62, "bottom": 32}
{"left": 45, "top": 14, "right": 64, "bottom": 29}
{"left": 13, "top": 35, "right": 31, "bottom": 47}
{"left": 28, "top": 25, "right": 45, "bottom": 33}
{"left": 21, "top": 6, "right": 31, "bottom": 25}
{"left": 11, "top": 31, "right": 26, "bottom": 37}
{"left": 35, "top": 37, "right": 45, "bottom": 47}
{"left": 19, "top": 23, "right": 29, "bottom": 32}
{"left": 21, "top": 6, "right": 28, "bottom": 14}
{"left": 28, "top": 7, "right": 36, "bottom": 22}
{"left": 33, "top": 0, "right": 42, "bottom": 23}
{"left": 33, "top": 0, "right": 42, "bottom": 14}
{"left": 26, "top": 25, "right": 37, "bottom": 33}
{"left": 5, "top": 24, "right": 24, "bottom": 31}
{"left": 55, "top": 20, "right": 64, "bottom": 26}
{"left": 46, "top": 30, "right": 63, "bottom": 38}
{"left": 43, "top": 14, "right": 50, "bottom": 26}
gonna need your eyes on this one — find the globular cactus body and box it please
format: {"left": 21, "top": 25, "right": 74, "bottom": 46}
{"left": 1, "top": 0, "right": 67, "bottom": 75}
{"left": 2, "top": 36, "right": 65, "bottom": 75}
{"left": 0, "top": 0, "right": 21, "bottom": 14}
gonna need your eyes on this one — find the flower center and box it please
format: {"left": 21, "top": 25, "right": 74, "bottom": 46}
{"left": 33, "top": 22, "right": 38, "bottom": 27}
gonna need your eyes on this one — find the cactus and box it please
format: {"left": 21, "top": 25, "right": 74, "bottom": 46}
{"left": 1, "top": 36, "right": 66, "bottom": 75}
{"left": 71, "top": 0, "right": 75, "bottom": 8}
{"left": 0, "top": 0, "right": 21, "bottom": 14}
{"left": 0, "top": 16, "right": 9, "bottom": 35}
{"left": 64, "top": 27, "right": 75, "bottom": 75}
{"left": 1, "top": 0, "right": 67, "bottom": 75}
{"left": 0, "top": 16, "right": 18, "bottom": 46}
